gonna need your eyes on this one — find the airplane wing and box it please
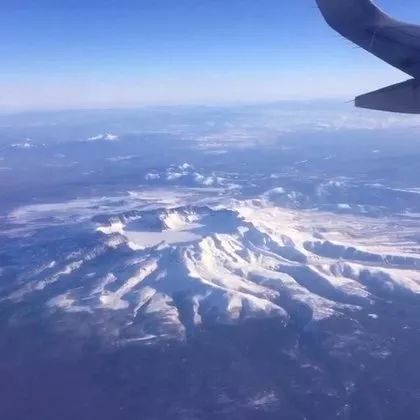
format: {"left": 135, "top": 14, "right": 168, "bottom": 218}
{"left": 316, "top": 0, "right": 420, "bottom": 113}
{"left": 316, "top": 0, "right": 420, "bottom": 78}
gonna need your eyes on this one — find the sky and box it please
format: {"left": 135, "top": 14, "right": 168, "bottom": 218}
{"left": 1, "top": 0, "right": 420, "bottom": 111}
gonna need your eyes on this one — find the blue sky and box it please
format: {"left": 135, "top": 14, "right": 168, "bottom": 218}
{"left": 1, "top": 0, "right": 420, "bottom": 110}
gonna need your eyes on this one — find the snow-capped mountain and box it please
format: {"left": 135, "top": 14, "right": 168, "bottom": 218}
{"left": 87, "top": 133, "right": 119, "bottom": 142}
{"left": 3, "top": 186, "right": 419, "bottom": 345}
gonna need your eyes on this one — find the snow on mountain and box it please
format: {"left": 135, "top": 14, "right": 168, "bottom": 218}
{"left": 11, "top": 142, "right": 33, "bottom": 149}
{"left": 87, "top": 133, "right": 119, "bottom": 142}
{"left": 10, "top": 139, "right": 40, "bottom": 149}
{"left": 2, "top": 188, "right": 419, "bottom": 345}
{"left": 145, "top": 163, "right": 234, "bottom": 188}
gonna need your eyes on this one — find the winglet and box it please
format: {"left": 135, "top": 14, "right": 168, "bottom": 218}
{"left": 315, "top": 0, "right": 386, "bottom": 37}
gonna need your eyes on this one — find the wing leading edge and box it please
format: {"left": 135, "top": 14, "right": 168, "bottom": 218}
{"left": 316, "top": 0, "right": 420, "bottom": 113}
